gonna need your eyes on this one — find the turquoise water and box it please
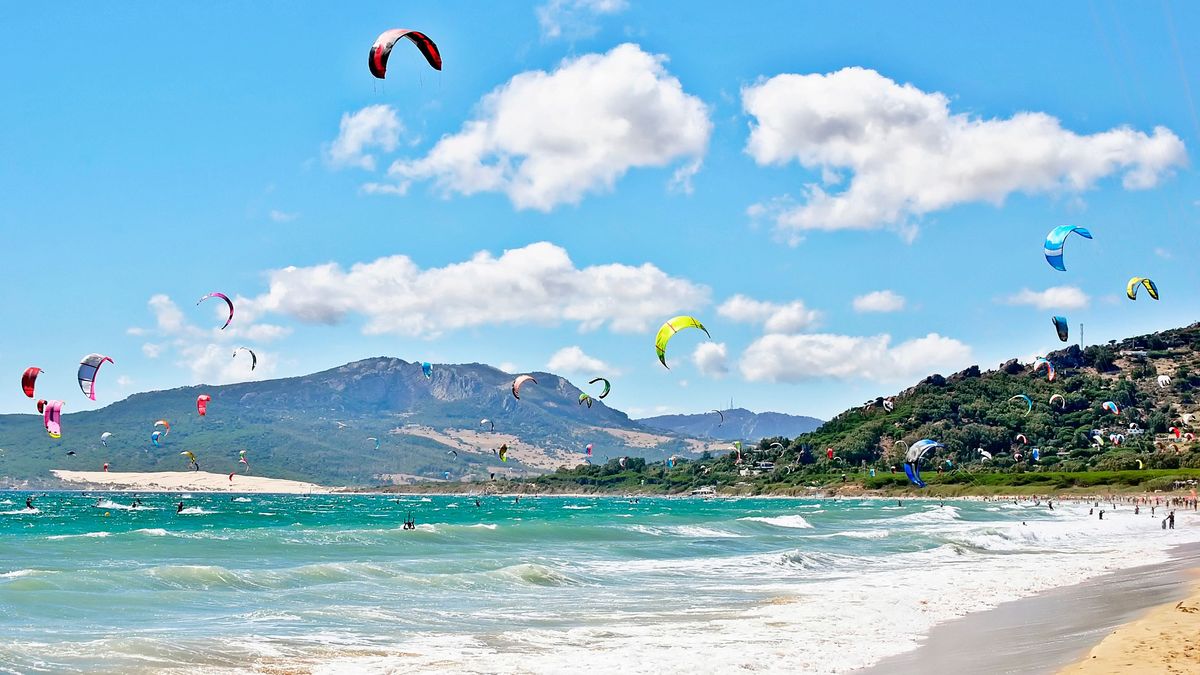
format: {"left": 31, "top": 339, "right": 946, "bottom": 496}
{"left": 0, "top": 493, "right": 1195, "bottom": 673}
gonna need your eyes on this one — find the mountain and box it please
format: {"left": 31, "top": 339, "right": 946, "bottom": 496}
{"left": 0, "top": 358, "right": 718, "bottom": 488}
{"left": 637, "top": 408, "right": 823, "bottom": 441}
{"left": 781, "top": 324, "right": 1200, "bottom": 473}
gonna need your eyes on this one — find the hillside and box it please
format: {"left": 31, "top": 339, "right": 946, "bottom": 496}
{"left": 0, "top": 358, "right": 719, "bottom": 488}
{"left": 637, "top": 408, "right": 822, "bottom": 441}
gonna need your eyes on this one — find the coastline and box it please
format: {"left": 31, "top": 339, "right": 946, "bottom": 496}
{"left": 1058, "top": 579, "right": 1200, "bottom": 674}
{"left": 862, "top": 543, "right": 1200, "bottom": 675}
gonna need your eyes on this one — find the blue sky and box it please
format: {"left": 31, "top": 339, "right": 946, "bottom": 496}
{"left": 1, "top": 1, "right": 1198, "bottom": 420}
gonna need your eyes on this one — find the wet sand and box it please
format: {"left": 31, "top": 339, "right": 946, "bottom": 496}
{"left": 862, "top": 543, "right": 1200, "bottom": 675}
{"left": 1058, "top": 581, "right": 1200, "bottom": 674}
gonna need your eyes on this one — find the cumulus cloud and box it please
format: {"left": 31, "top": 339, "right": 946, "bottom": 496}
{"left": 740, "top": 332, "right": 971, "bottom": 382}
{"left": 692, "top": 342, "right": 729, "bottom": 377}
{"left": 1003, "top": 286, "right": 1090, "bottom": 310}
{"left": 853, "top": 290, "right": 906, "bottom": 313}
{"left": 536, "top": 0, "right": 628, "bottom": 40}
{"left": 717, "top": 294, "right": 820, "bottom": 333}
{"left": 326, "top": 104, "right": 403, "bottom": 170}
{"left": 743, "top": 67, "right": 1186, "bottom": 240}
{"left": 547, "top": 346, "right": 611, "bottom": 374}
{"left": 380, "top": 44, "right": 711, "bottom": 211}
{"left": 133, "top": 295, "right": 282, "bottom": 384}
{"left": 269, "top": 210, "right": 298, "bottom": 223}
{"left": 243, "top": 241, "right": 709, "bottom": 337}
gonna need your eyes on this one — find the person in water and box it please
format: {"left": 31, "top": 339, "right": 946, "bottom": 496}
{"left": 402, "top": 512, "right": 416, "bottom": 530}
{"left": 25, "top": 497, "right": 34, "bottom": 510}
{"left": 177, "top": 502, "right": 185, "bottom": 514}
{"left": 475, "top": 498, "right": 481, "bottom": 508}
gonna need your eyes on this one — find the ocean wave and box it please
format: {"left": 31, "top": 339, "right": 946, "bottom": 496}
{"left": 0, "top": 569, "right": 38, "bottom": 578}
{"left": 134, "top": 528, "right": 170, "bottom": 537}
{"left": 177, "top": 507, "right": 213, "bottom": 515}
{"left": 0, "top": 508, "right": 39, "bottom": 515}
{"left": 563, "top": 505, "right": 593, "bottom": 510}
{"left": 626, "top": 524, "right": 744, "bottom": 538}
{"left": 467, "top": 523, "right": 497, "bottom": 530}
{"left": 885, "top": 505, "right": 961, "bottom": 524}
{"left": 47, "top": 531, "right": 111, "bottom": 540}
{"left": 489, "top": 563, "right": 577, "bottom": 587}
{"left": 232, "top": 497, "right": 252, "bottom": 503}
{"left": 811, "top": 529, "right": 890, "bottom": 540}
{"left": 738, "top": 515, "right": 813, "bottom": 529}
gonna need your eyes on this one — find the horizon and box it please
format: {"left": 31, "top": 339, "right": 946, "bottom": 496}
{"left": 3, "top": 1, "right": 1197, "bottom": 422}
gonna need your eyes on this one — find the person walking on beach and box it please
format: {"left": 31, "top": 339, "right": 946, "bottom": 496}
{"left": 1099, "top": 509, "right": 1105, "bottom": 520}
{"left": 1135, "top": 505, "right": 1140, "bottom": 515}
{"left": 1169, "top": 511, "right": 1175, "bottom": 529}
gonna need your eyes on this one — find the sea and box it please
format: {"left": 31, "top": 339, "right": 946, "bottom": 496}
{"left": 0, "top": 492, "right": 1196, "bottom": 674}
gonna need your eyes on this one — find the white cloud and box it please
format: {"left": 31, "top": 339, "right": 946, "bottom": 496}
{"left": 692, "top": 341, "right": 729, "bottom": 377}
{"left": 269, "top": 209, "right": 298, "bottom": 223}
{"left": 148, "top": 294, "right": 185, "bottom": 333}
{"left": 717, "top": 294, "right": 820, "bottom": 333}
{"left": 326, "top": 104, "right": 403, "bottom": 170}
{"left": 136, "top": 295, "right": 279, "bottom": 384}
{"left": 1155, "top": 247, "right": 1173, "bottom": 260}
{"left": 382, "top": 44, "right": 711, "bottom": 211}
{"left": 743, "top": 67, "right": 1187, "bottom": 240}
{"left": 536, "top": 0, "right": 628, "bottom": 40}
{"left": 115, "top": 375, "right": 133, "bottom": 387}
{"left": 853, "top": 290, "right": 906, "bottom": 313}
{"left": 547, "top": 346, "right": 611, "bottom": 374}
{"left": 498, "top": 362, "right": 520, "bottom": 374}
{"left": 740, "top": 332, "right": 971, "bottom": 382}
{"left": 243, "top": 241, "right": 709, "bottom": 338}
{"left": 1003, "top": 286, "right": 1090, "bottom": 310}
{"left": 142, "top": 343, "right": 163, "bottom": 359}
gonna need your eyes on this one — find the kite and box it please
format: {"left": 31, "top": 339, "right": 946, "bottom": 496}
{"left": 100, "top": 432, "right": 112, "bottom": 447}
{"left": 904, "top": 439, "right": 944, "bottom": 488}
{"left": 197, "top": 394, "right": 211, "bottom": 416}
{"left": 1049, "top": 394, "right": 1066, "bottom": 409}
{"left": 1102, "top": 401, "right": 1120, "bottom": 415}
{"left": 43, "top": 400, "right": 64, "bottom": 439}
{"left": 180, "top": 450, "right": 199, "bottom": 470}
{"left": 421, "top": 362, "right": 433, "bottom": 380}
{"left": 155, "top": 420, "right": 171, "bottom": 435}
{"left": 498, "top": 444, "right": 508, "bottom": 462}
{"left": 367, "top": 437, "right": 380, "bottom": 451}
{"left": 151, "top": 431, "right": 163, "bottom": 448}
{"left": 1126, "top": 277, "right": 1159, "bottom": 301}
{"left": 711, "top": 409, "right": 725, "bottom": 426}
{"left": 1009, "top": 394, "right": 1033, "bottom": 415}
{"left": 1033, "top": 358, "right": 1056, "bottom": 382}
{"left": 512, "top": 375, "right": 537, "bottom": 400}
{"left": 21, "top": 367, "right": 41, "bottom": 398}
{"left": 77, "top": 354, "right": 113, "bottom": 400}
{"left": 655, "top": 316, "right": 710, "bottom": 368}
{"left": 197, "top": 292, "right": 234, "bottom": 330}
{"left": 1015, "top": 434, "right": 1028, "bottom": 445}
{"left": 1044, "top": 225, "right": 1093, "bottom": 271}
{"left": 1052, "top": 316, "right": 1069, "bottom": 343}
{"left": 1158, "top": 375, "right": 1171, "bottom": 388}
{"left": 585, "top": 443, "right": 593, "bottom": 457}
{"left": 578, "top": 393, "right": 593, "bottom": 408}
{"left": 368, "top": 29, "right": 442, "bottom": 78}
{"left": 588, "top": 377, "right": 611, "bottom": 399}
{"left": 481, "top": 419, "right": 494, "bottom": 432}
{"left": 233, "top": 347, "right": 257, "bottom": 370}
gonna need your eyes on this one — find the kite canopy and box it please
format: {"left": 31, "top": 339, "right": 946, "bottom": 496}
{"left": 21, "top": 367, "right": 41, "bottom": 398}
{"left": 1049, "top": 393, "right": 1066, "bottom": 409}
{"left": 498, "top": 444, "right": 508, "bottom": 462}
{"left": 979, "top": 449, "right": 993, "bottom": 461}
{"left": 578, "top": 393, "right": 593, "bottom": 408}
{"left": 655, "top": 316, "right": 710, "bottom": 368}
{"left": 1009, "top": 394, "right": 1033, "bottom": 415}
{"left": 1126, "top": 277, "right": 1159, "bottom": 301}
{"left": 512, "top": 375, "right": 537, "bottom": 400}
{"left": 100, "top": 431, "right": 112, "bottom": 447}
{"left": 1044, "top": 225, "right": 1092, "bottom": 271}
{"left": 1158, "top": 375, "right": 1172, "bottom": 388}
{"left": 197, "top": 394, "right": 211, "bottom": 416}
{"left": 43, "top": 400, "right": 64, "bottom": 439}
{"left": 1015, "top": 434, "right": 1028, "bottom": 445}
{"left": 155, "top": 419, "right": 171, "bottom": 435}
{"left": 1031, "top": 448, "right": 1041, "bottom": 461}
{"left": 1052, "top": 316, "right": 1069, "bottom": 343}
{"left": 77, "top": 354, "right": 113, "bottom": 401}
{"left": 368, "top": 437, "right": 380, "bottom": 451}
{"left": 1102, "top": 401, "right": 1120, "bottom": 415}
{"left": 903, "top": 439, "right": 943, "bottom": 488}
{"left": 369, "top": 29, "right": 442, "bottom": 78}
{"left": 151, "top": 430, "right": 163, "bottom": 448}
{"left": 1033, "top": 357, "right": 1056, "bottom": 381}
{"left": 233, "top": 347, "right": 257, "bottom": 370}
{"left": 585, "top": 443, "right": 593, "bottom": 456}
{"left": 588, "top": 377, "right": 612, "bottom": 399}
{"left": 480, "top": 418, "right": 494, "bottom": 432}
{"left": 197, "top": 292, "right": 234, "bottom": 330}
{"left": 421, "top": 362, "right": 433, "bottom": 380}
{"left": 711, "top": 409, "right": 724, "bottom": 426}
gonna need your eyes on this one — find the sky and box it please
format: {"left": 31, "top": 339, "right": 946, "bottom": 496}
{"left": 1, "top": 1, "right": 1198, "bottom": 420}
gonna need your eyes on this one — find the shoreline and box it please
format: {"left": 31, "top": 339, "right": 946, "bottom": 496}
{"left": 863, "top": 543, "right": 1200, "bottom": 675}
{"left": 49, "top": 470, "right": 329, "bottom": 494}
{"left": 1058, "top": 579, "right": 1200, "bottom": 674}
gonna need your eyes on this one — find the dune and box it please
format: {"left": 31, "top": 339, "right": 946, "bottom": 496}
{"left": 1058, "top": 581, "right": 1200, "bottom": 674}
{"left": 51, "top": 470, "right": 327, "bottom": 494}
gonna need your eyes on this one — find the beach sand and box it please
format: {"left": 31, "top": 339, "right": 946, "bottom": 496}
{"left": 51, "top": 470, "right": 327, "bottom": 494}
{"left": 1058, "top": 582, "right": 1200, "bottom": 675}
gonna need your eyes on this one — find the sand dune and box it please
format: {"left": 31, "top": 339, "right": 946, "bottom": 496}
{"left": 52, "top": 470, "right": 327, "bottom": 494}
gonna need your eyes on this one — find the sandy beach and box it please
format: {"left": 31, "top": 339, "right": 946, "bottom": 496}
{"left": 1059, "top": 582, "right": 1200, "bottom": 674}
{"left": 51, "top": 470, "right": 327, "bottom": 494}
